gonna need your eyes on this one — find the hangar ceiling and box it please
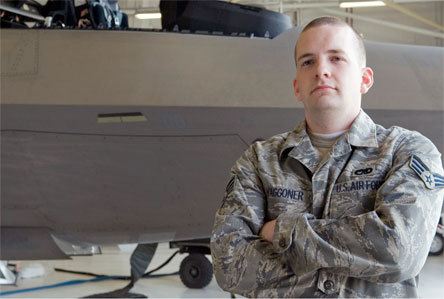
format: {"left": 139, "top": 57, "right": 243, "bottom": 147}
{"left": 118, "top": 0, "right": 444, "bottom": 46}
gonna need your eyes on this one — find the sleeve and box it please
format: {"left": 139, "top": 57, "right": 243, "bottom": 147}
{"left": 210, "top": 145, "right": 296, "bottom": 297}
{"left": 278, "top": 132, "right": 444, "bottom": 283}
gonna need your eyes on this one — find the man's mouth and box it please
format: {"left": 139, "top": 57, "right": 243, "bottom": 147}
{"left": 311, "top": 85, "right": 336, "bottom": 94}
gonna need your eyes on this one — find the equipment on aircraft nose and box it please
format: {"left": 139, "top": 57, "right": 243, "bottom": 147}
{"left": 159, "top": 0, "right": 292, "bottom": 38}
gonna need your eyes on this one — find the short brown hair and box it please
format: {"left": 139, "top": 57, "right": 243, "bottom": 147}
{"left": 295, "top": 16, "right": 366, "bottom": 67}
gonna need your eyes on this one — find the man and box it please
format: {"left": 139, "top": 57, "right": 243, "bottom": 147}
{"left": 211, "top": 16, "right": 444, "bottom": 297}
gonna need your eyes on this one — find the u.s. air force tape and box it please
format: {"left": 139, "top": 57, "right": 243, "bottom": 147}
{"left": 409, "top": 155, "right": 444, "bottom": 189}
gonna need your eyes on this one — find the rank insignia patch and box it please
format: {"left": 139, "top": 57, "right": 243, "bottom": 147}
{"left": 225, "top": 176, "right": 235, "bottom": 194}
{"left": 409, "top": 155, "right": 444, "bottom": 189}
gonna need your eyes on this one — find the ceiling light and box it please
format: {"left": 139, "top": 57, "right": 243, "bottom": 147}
{"left": 135, "top": 12, "right": 162, "bottom": 20}
{"left": 339, "top": 1, "right": 386, "bottom": 8}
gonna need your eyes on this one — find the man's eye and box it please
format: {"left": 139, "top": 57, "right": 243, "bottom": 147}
{"left": 301, "top": 60, "right": 314, "bottom": 67}
{"left": 331, "top": 56, "right": 343, "bottom": 62}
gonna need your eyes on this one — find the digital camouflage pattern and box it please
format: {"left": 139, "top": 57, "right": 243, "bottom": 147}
{"left": 211, "top": 111, "right": 444, "bottom": 298}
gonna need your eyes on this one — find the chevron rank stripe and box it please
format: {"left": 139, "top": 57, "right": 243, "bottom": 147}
{"left": 226, "top": 176, "right": 235, "bottom": 194}
{"left": 411, "top": 155, "right": 428, "bottom": 172}
{"left": 409, "top": 155, "right": 442, "bottom": 190}
{"left": 409, "top": 155, "right": 428, "bottom": 176}
{"left": 435, "top": 174, "right": 444, "bottom": 188}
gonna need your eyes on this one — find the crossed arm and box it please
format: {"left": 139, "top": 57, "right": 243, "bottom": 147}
{"left": 211, "top": 136, "right": 444, "bottom": 296}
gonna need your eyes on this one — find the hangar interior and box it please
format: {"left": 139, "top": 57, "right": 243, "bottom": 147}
{"left": 123, "top": 0, "right": 444, "bottom": 47}
{"left": 1, "top": 0, "right": 443, "bottom": 298}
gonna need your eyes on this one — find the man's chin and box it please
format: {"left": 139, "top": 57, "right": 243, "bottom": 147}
{"left": 311, "top": 98, "right": 341, "bottom": 110}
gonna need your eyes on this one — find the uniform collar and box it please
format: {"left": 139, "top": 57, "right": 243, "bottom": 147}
{"left": 279, "top": 110, "right": 378, "bottom": 169}
{"left": 346, "top": 110, "right": 378, "bottom": 148}
{"left": 279, "top": 121, "right": 319, "bottom": 172}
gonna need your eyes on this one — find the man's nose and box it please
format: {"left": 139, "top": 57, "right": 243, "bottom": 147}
{"left": 315, "top": 60, "right": 331, "bottom": 78}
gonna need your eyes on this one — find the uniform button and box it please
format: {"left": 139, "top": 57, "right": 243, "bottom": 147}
{"left": 324, "top": 280, "right": 334, "bottom": 290}
{"left": 278, "top": 238, "right": 286, "bottom": 248}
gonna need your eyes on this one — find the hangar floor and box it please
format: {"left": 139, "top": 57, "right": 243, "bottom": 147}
{"left": 1, "top": 243, "right": 443, "bottom": 298}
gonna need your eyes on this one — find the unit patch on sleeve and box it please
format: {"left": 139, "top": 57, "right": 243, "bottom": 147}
{"left": 409, "top": 155, "right": 444, "bottom": 189}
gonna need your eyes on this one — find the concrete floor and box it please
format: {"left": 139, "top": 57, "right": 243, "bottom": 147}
{"left": 1, "top": 243, "right": 443, "bottom": 298}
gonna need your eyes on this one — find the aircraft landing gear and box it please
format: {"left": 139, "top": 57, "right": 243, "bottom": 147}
{"left": 170, "top": 238, "right": 213, "bottom": 289}
{"left": 0, "top": 261, "right": 16, "bottom": 285}
{"left": 429, "top": 234, "right": 444, "bottom": 256}
{"left": 179, "top": 254, "right": 213, "bottom": 288}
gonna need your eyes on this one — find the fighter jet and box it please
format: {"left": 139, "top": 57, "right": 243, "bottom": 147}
{"left": 1, "top": 0, "right": 443, "bottom": 295}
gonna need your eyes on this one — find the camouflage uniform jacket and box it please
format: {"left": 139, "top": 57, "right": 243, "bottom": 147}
{"left": 211, "top": 111, "right": 444, "bottom": 298}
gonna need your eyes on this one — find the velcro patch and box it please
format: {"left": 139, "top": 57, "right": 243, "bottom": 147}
{"left": 409, "top": 155, "right": 443, "bottom": 189}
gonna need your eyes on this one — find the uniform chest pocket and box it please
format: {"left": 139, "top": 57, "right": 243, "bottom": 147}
{"left": 329, "top": 179, "right": 383, "bottom": 218}
{"left": 337, "top": 160, "right": 390, "bottom": 183}
{"left": 266, "top": 185, "right": 312, "bottom": 219}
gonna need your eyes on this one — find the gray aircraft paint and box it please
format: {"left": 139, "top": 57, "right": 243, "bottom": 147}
{"left": 1, "top": 28, "right": 443, "bottom": 260}
{"left": 2, "top": 29, "right": 443, "bottom": 110}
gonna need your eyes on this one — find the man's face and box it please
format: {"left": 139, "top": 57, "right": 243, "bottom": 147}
{"left": 293, "top": 24, "right": 373, "bottom": 119}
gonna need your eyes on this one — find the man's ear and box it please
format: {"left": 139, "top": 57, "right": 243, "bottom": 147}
{"left": 361, "top": 67, "right": 374, "bottom": 94}
{"left": 293, "top": 78, "right": 301, "bottom": 101}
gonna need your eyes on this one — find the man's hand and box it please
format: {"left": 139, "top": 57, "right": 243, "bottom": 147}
{"left": 259, "top": 220, "right": 276, "bottom": 242}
